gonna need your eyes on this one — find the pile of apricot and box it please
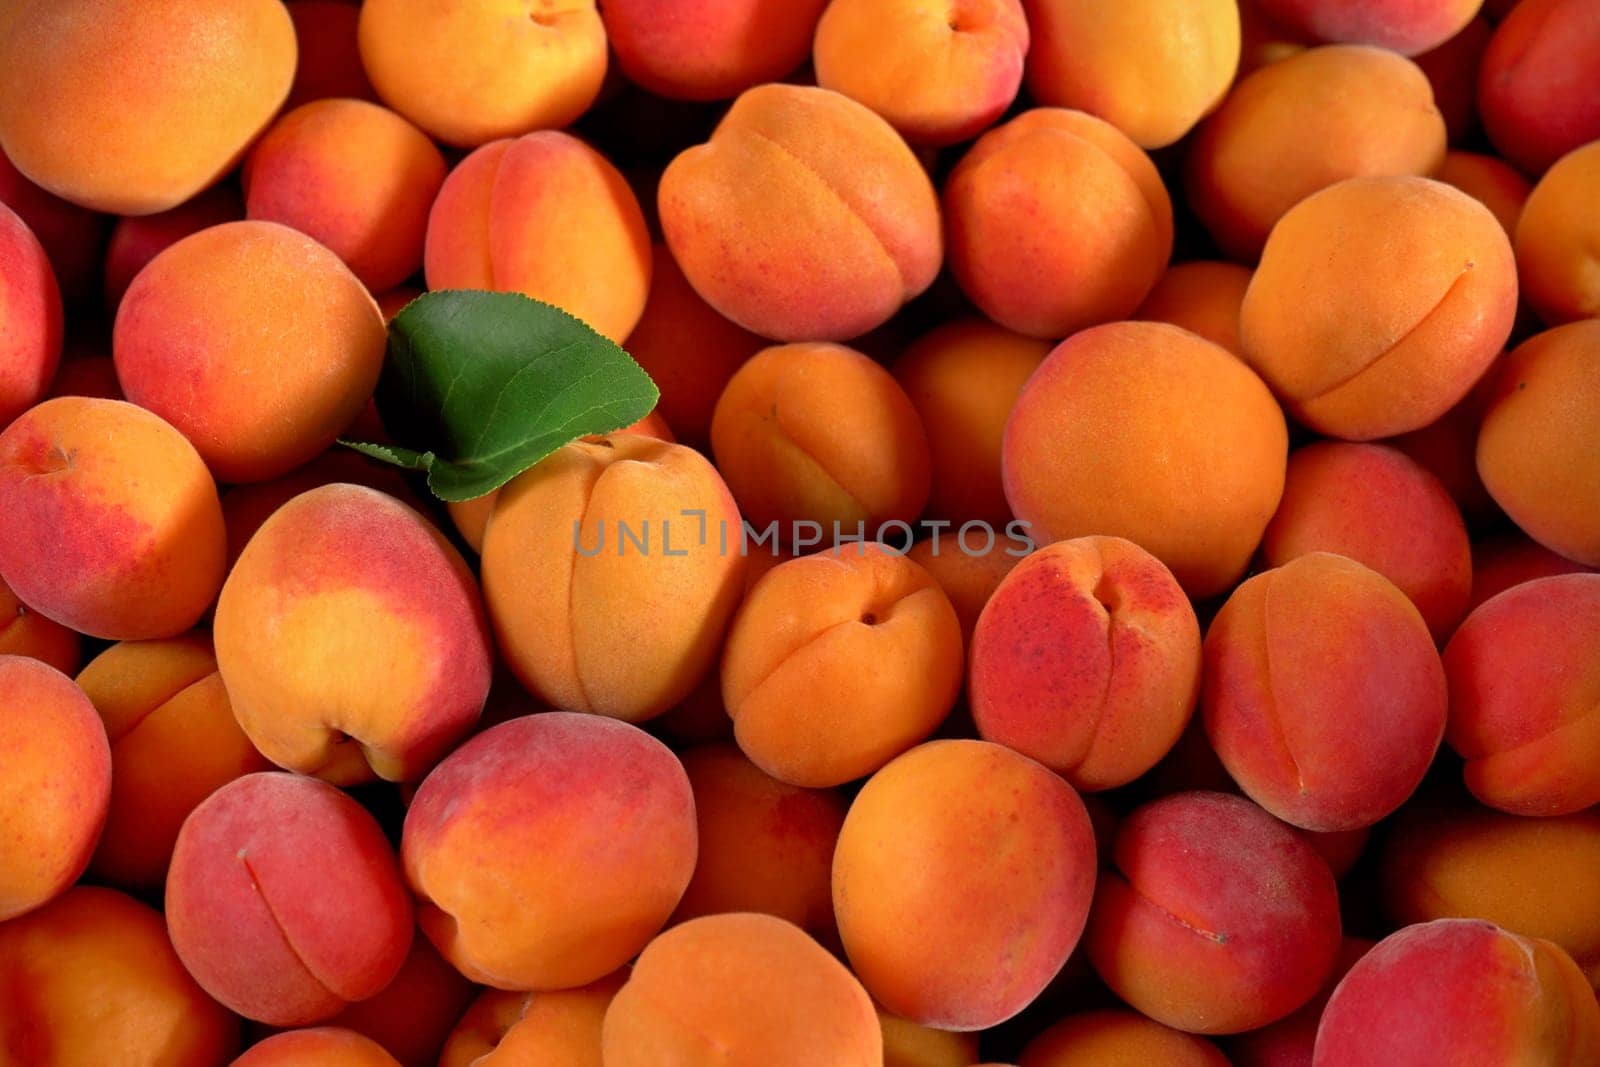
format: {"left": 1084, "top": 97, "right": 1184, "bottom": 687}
{"left": 0, "top": 1, "right": 1597, "bottom": 1064}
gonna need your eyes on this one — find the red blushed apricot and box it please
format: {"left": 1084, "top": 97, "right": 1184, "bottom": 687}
{"left": 1204, "top": 553, "right": 1448, "bottom": 832}
{"left": 1019, "top": 1010, "right": 1231, "bottom": 1066}
{"left": 970, "top": 536, "right": 1201, "bottom": 791}
{"left": 1435, "top": 150, "right": 1531, "bottom": 234}
{"left": 0, "top": 575, "right": 79, "bottom": 674}
{"left": 101, "top": 182, "right": 243, "bottom": 314}
{"left": 1380, "top": 802, "right": 1600, "bottom": 987}
{"left": 232, "top": 1028, "right": 401, "bottom": 1067}
{"left": 893, "top": 320, "right": 1049, "bottom": 526}
{"left": 1255, "top": 0, "right": 1483, "bottom": 54}
{"left": 1515, "top": 141, "right": 1600, "bottom": 325}
{"left": 0, "top": 0, "right": 293, "bottom": 215}
{"left": 1415, "top": 17, "right": 1493, "bottom": 143}
{"left": 1085, "top": 791, "right": 1343, "bottom": 1035}
{"left": 1185, "top": 46, "right": 1446, "bottom": 261}
{"left": 672, "top": 744, "right": 846, "bottom": 939}
{"left": 712, "top": 343, "right": 932, "bottom": 541}
{"left": 0, "top": 397, "right": 226, "bottom": 640}
{"left": 1313, "top": 920, "right": 1600, "bottom": 1066}
{"left": 166, "top": 773, "right": 414, "bottom": 1027}
{"left": 114, "top": 220, "right": 387, "bottom": 484}
{"left": 722, "top": 546, "right": 963, "bottom": 788}
{"left": 402, "top": 713, "right": 697, "bottom": 991}
{"left": 1023, "top": 0, "right": 1240, "bottom": 149}
{"left": 0, "top": 886, "right": 240, "bottom": 1064}
{"left": 0, "top": 202, "right": 62, "bottom": 427}
{"left": 906, "top": 537, "right": 1026, "bottom": 648}
{"left": 425, "top": 131, "right": 651, "bottom": 342}
{"left": 602, "top": 0, "right": 827, "bottom": 101}
{"left": 1225, "top": 937, "right": 1374, "bottom": 1066}
{"left": 0, "top": 146, "right": 103, "bottom": 305}
{"left": 1003, "top": 321, "right": 1288, "bottom": 598}
{"left": 1476, "top": 322, "right": 1600, "bottom": 565}
{"left": 77, "top": 634, "right": 271, "bottom": 893}
{"left": 625, "top": 244, "right": 765, "bottom": 448}
{"left": 659, "top": 84, "right": 942, "bottom": 342}
{"left": 215, "top": 484, "right": 492, "bottom": 785}
{"left": 945, "top": 108, "right": 1172, "bottom": 338}
{"left": 815, "top": 0, "right": 1029, "bottom": 147}
{"left": 1263, "top": 443, "right": 1472, "bottom": 639}
{"left": 481, "top": 434, "right": 746, "bottom": 723}
{"left": 1133, "top": 261, "right": 1253, "bottom": 356}
{"left": 322, "top": 938, "right": 478, "bottom": 1067}
{"left": 1241, "top": 176, "right": 1516, "bottom": 440}
{"left": 879, "top": 1008, "right": 981, "bottom": 1067}
{"left": 833, "top": 740, "right": 1097, "bottom": 1030}
{"left": 1478, "top": 0, "right": 1600, "bottom": 175}
{"left": 358, "top": 0, "right": 606, "bottom": 148}
{"left": 0, "top": 657, "right": 109, "bottom": 921}
{"left": 286, "top": 1, "right": 377, "bottom": 108}
{"left": 1468, "top": 533, "right": 1595, "bottom": 612}
{"left": 603, "top": 913, "right": 880, "bottom": 1065}
{"left": 438, "top": 972, "right": 624, "bottom": 1067}
{"left": 245, "top": 100, "right": 446, "bottom": 293}
{"left": 1443, "top": 574, "right": 1600, "bottom": 815}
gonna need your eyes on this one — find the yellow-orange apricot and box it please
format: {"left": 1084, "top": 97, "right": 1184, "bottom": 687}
{"left": 879, "top": 1008, "right": 982, "bottom": 1067}
{"left": 1514, "top": 140, "right": 1600, "bottom": 325}
{"left": 0, "top": 574, "right": 79, "bottom": 674}
{"left": 438, "top": 973, "right": 624, "bottom": 1067}
{"left": 1435, "top": 150, "right": 1531, "bottom": 234}
{"left": 231, "top": 1029, "right": 400, "bottom": 1067}
{"left": 1019, "top": 1010, "right": 1231, "bottom": 1066}
{"left": 1132, "top": 261, "right": 1252, "bottom": 356}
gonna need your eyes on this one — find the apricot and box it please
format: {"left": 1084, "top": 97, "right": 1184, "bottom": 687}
{"left": 215, "top": 483, "right": 492, "bottom": 784}
{"left": 1254, "top": 0, "right": 1483, "bottom": 54}
{"left": 1515, "top": 141, "right": 1600, "bottom": 325}
{"left": 722, "top": 545, "right": 963, "bottom": 788}
{"left": 1263, "top": 443, "right": 1472, "bottom": 639}
{"left": 439, "top": 972, "right": 624, "bottom": 1067}
{"left": 814, "top": 0, "right": 1029, "bottom": 146}
{"left": 712, "top": 342, "right": 932, "bottom": 542}
{"left": 892, "top": 320, "right": 1049, "bottom": 526}
{"left": 1415, "top": 17, "right": 1493, "bottom": 144}
{"left": 1023, "top": 0, "right": 1240, "bottom": 148}
{"left": 1241, "top": 176, "right": 1516, "bottom": 440}
{"left": 1133, "top": 261, "right": 1253, "bottom": 356}
{"left": 0, "top": 147, "right": 101, "bottom": 305}
{"left": 114, "top": 220, "right": 387, "bottom": 483}
{"left": 970, "top": 536, "right": 1201, "bottom": 791}
{"left": 1002, "top": 321, "right": 1287, "bottom": 598}
{"left": 357, "top": 0, "right": 606, "bottom": 148}
{"left": 601, "top": 0, "right": 828, "bottom": 101}
{"left": 945, "top": 108, "right": 1172, "bottom": 337}
{"left": 603, "top": 913, "right": 880, "bottom": 1065}
{"left": 245, "top": 100, "right": 446, "bottom": 294}
{"left": 1468, "top": 533, "right": 1595, "bottom": 612}
{"left": 46, "top": 348, "right": 121, "bottom": 403}
{"left": 0, "top": 886, "right": 239, "bottom": 1064}
{"left": 672, "top": 744, "right": 846, "bottom": 938}
{"left": 833, "top": 739, "right": 1097, "bottom": 1030}
{"left": 0, "top": 0, "right": 293, "bottom": 214}
{"left": 1313, "top": 919, "right": 1600, "bottom": 1065}
{"left": 286, "top": 1, "right": 376, "bottom": 108}
{"left": 0, "top": 397, "right": 226, "bottom": 640}
{"left": 1442, "top": 573, "right": 1600, "bottom": 815}
{"left": 1435, "top": 149, "right": 1531, "bottom": 234}
{"left": 624, "top": 243, "right": 765, "bottom": 448}
{"left": 658, "top": 84, "right": 942, "bottom": 341}
{"left": 481, "top": 434, "right": 745, "bottom": 723}
{"left": 0, "top": 202, "right": 62, "bottom": 428}
{"left": 424, "top": 131, "right": 651, "bottom": 343}
{"left": 402, "top": 712, "right": 696, "bottom": 991}
{"left": 77, "top": 634, "right": 270, "bottom": 892}
{"left": 1084, "top": 791, "right": 1342, "bottom": 1034}
{"left": 322, "top": 938, "right": 478, "bottom": 1067}
{"left": 1224, "top": 937, "right": 1374, "bottom": 1066}
{"left": 231, "top": 1029, "right": 400, "bottom": 1067}
{"left": 1185, "top": 46, "right": 1446, "bottom": 260}
{"left": 166, "top": 772, "right": 413, "bottom": 1026}
{"left": 1476, "top": 321, "right": 1600, "bottom": 564}
{"left": 0, "top": 657, "right": 109, "bottom": 921}
{"left": 1478, "top": 0, "right": 1600, "bottom": 175}
{"left": 0, "top": 575, "right": 79, "bottom": 674}
{"left": 1018, "top": 1010, "right": 1231, "bottom": 1066}
{"left": 1381, "top": 801, "right": 1600, "bottom": 987}
{"left": 880, "top": 1008, "right": 982, "bottom": 1067}
{"left": 906, "top": 537, "right": 1026, "bottom": 648}
{"left": 101, "top": 182, "right": 244, "bottom": 314}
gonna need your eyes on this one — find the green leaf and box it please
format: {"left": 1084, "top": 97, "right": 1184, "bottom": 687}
{"left": 340, "top": 290, "right": 659, "bottom": 503}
